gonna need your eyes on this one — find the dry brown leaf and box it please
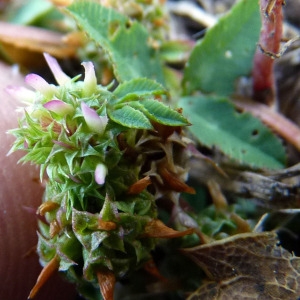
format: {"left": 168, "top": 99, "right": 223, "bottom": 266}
{"left": 0, "top": 22, "right": 79, "bottom": 68}
{"left": 96, "top": 269, "right": 116, "bottom": 300}
{"left": 183, "top": 232, "right": 300, "bottom": 299}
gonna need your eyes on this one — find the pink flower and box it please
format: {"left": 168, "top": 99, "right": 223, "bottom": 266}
{"left": 43, "top": 100, "right": 74, "bottom": 116}
{"left": 43, "top": 53, "right": 71, "bottom": 85}
{"left": 95, "top": 163, "right": 107, "bottom": 185}
{"left": 82, "top": 62, "right": 97, "bottom": 96}
{"left": 6, "top": 85, "right": 36, "bottom": 105}
{"left": 25, "top": 74, "right": 56, "bottom": 98}
{"left": 81, "top": 102, "right": 108, "bottom": 134}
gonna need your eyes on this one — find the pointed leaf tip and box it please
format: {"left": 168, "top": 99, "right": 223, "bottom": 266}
{"left": 97, "top": 269, "right": 116, "bottom": 300}
{"left": 143, "top": 219, "right": 194, "bottom": 238}
{"left": 28, "top": 255, "right": 59, "bottom": 299}
{"left": 43, "top": 53, "right": 71, "bottom": 85}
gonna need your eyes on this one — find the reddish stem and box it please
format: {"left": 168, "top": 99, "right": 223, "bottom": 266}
{"left": 252, "top": 0, "right": 284, "bottom": 105}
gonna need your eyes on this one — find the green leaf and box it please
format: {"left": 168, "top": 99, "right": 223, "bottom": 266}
{"left": 21, "top": 146, "right": 52, "bottom": 165}
{"left": 66, "top": 0, "right": 164, "bottom": 84}
{"left": 131, "top": 99, "right": 189, "bottom": 126}
{"left": 112, "top": 78, "right": 167, "bottom": 103}
{"left": 108, "top": 105, "right": 153, "bottom": 129}
{"left": 183, "top": 0, "right": 261, "bottom": 96}
{"left": 160, "top": 40, "right": 192, "bottom": 64}
{"left": 9, "top": 0, "right": 53, "bottom": 25}
{"left": 179, "top": 96, "right": 286, "bottom": 169}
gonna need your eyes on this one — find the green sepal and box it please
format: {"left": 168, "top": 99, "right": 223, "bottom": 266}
{"left": 72, "top": 209, "right": 108, "bottom": 251}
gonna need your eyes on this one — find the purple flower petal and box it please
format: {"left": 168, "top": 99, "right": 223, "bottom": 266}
{"left": 95, "top": 164, "right": 107, "bottom": 185}
{"left": 82, "top": 62, "right": 97, "bottom": 96}
{"left": 25, "top": 74, "right": 56, "bottom": 97}
{"left": 5, "top": 85, "right": 36, "bottom": 104}
{"left": 44, "top": 100, "right": 74, "bottom": 116}
{"left": 81, "top": 102, "right": 108, "bottom": 134}
{"left": 43, "top": 53, "right": 71, "bottom": 85}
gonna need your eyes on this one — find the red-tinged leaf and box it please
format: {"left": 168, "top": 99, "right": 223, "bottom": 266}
{"left": 37, "top": 201, "right": 59, "bottom": 216}
{"left": 98, "top": 219, "right": 117, "bottom": 231}
{"left": 143, "top": 259, "right": 168, "bottom": 282}
{"left": 49, "top": 219, "right": 61, "bottom": 238}
{"left": 97, "top": 269, "right": 116, "bottom": 300}
{"left": 28, "top": 255, "right": 60, "bottom": 299}
{"left": 159, "top": 165, "right": 195, "bottom": 194}
{"left": 127, "top": 176, "right": 152, "bottom": 195}
{"left": 143, "top": 219, "right": 194, "bottom": 238}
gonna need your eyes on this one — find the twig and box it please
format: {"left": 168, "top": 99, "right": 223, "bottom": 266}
{"left": 167, "top": 1, "right": 217, "bottom": 28}
{"left": 258, "top": 35, "right": 300, "bottom": 59}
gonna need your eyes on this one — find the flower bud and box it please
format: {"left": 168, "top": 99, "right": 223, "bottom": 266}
{"left": 95, "top": 163, "right": 108, "bottom": 185}
{"left": 25, "top": 74, "right": 56, "bottom": 98}
{"left": 82, "top": 61, "right": 97, "bottom": 96}
{"left": 43, "top": 53, "right": 71, "bottom": 85}
{"left": 43, "top": 99, "right": 74, "bottom": 116}
{"left": 81, "top": 102, "right": 108, "bottom": 134}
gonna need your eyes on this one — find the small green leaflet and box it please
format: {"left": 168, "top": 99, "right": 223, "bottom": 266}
{"left": 179, "top": 96, "right": 286, "bottom": 169}
{"left": 108, "top": 77, "right": 189, "bottom": 129}
{"left": 183, "top": 0, "right": 261, "bottom": 96}
{"left": 108, "top": 105, "right": 153, "bottom": 129}
{"left": 108, "top": 98, "right": 189, "bottom": 129}
{"left": 130, "top": 99, "right": 189, "bottom": 126}
{"left": 66, "top": 0, "right": 164, "bottom": 84}
{"left": 112, "top": 78, "right": 167, "bottom": 103}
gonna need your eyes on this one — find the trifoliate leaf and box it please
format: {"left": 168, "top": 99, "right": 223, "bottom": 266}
{"left": 179, "top": 96, "right": 286, "bottom": 169}
{"left": 108, "top": 105, "right": 153, "bottom": 129}
{"left": 66, "top": 1, "right": 164, "bottom": 83}
{"left": 183, "top": 0, "right": 261, "bottom": 96}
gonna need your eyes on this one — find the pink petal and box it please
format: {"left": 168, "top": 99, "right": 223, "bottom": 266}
{"left": 95, "top": 164, "right": 107, "bottom": 185}
{"left": 82, "top": 62, "right": 97, "bottom": 96}
{"left": 44, "top": 100, "right": 74, "bottom": 116}
{"left": 43, "top": 53, "right": 71, "bottom": 85}
{"left": 25, "top": 74, "right": 56, "bottom": 98}
{"left": 81, "top": 102, "right": 108, "bottom": 134}
{"left": 5, "top": 85, "right": 36, "bottom": 104}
